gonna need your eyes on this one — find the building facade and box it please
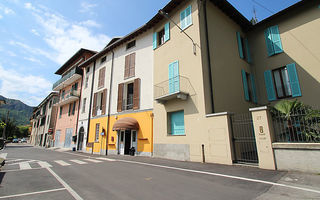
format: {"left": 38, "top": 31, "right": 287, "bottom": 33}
{"left": 52, "top": 49, "right": 96, "bottom": 149}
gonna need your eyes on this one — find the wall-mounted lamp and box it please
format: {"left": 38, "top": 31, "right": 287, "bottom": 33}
{"left": 158, "top": 9, "right": 197, "bottom": 55}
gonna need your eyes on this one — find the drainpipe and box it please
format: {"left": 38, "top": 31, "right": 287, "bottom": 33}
{"left": 86, "top": 60, "right": 96, "bottom": 145}
{"left": 105, "top": 50, "right": 115, "bottom": 156}
{"left": 202, "top": 0, "right": 215, "bottom": 113}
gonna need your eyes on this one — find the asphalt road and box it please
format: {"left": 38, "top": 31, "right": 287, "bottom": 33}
{"left": 0, "top": 144, "right": 320, "bottom": 200}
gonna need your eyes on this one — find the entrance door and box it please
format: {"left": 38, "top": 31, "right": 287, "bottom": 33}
{"left": 64, "top": 128, "right": 73, "bottom": 148}
{"left": 231, "top": 113, "right": 258, "bottom": 164}
{"left": 124, "top": 130, "right": 131, "bottom": 155}
{"left": 77, "top": 127, "right": 84, "bottom": 151}
{"left": 55, "top": 131, "right": 61, "bottom": 147}
{"left": 118, "top": 131, "right": 125, "bottom": 155}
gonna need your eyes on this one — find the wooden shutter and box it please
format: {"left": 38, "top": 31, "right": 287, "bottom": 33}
{"left": 164, "top": 23, "right": 170, "bottom": 42}
{"left": 133, "top": 78, "right": 140, "bottom": 110}
{"left": 98, "top": 67, "right": 105, "bottom": 88}
{"left": 92, "top": 93, "right": 97, "bottom": 117}
{"left": 241, "top": 69, "right": 249, "bottom": 101}
{"left": 124, "top": 55, "right": 129, "bottom": 78}
{"left": 286, "top": 63, "right": 301, "bottom": 97}
{"left": 270, "top": 25, "right": 283, "bottom": 54}
{"left": 264, "top": 70, "right": 276, "bottom": 101}
{"left": 153, "top": 32, "right": 157, "bottom": 50}
{"left": 117, "top": 83, "right": 124, "bottom": 112}
{"left": 101, "top": 89, "right": 107, "bottom": 115}
{"left": 264, "top": 28, "right": 275, "bottom": 56}
{"left": 129, "top": 53, "right": 135, "bottom": 77}
{"left": 236, "top": 32, "right": 244, "bottom": 59}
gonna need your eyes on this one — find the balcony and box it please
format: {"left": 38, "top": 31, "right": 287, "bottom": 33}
{"left": 154, "top": 75, "right": 193, "bottom": 104}
{"left": 52, "top": 67, "right": 83, "bottom": 91}
{"left": 55, "top": 89, "right": 80, "bottom": 106}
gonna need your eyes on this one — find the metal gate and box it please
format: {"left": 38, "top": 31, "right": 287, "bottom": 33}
{"left": 230, "top": 113, "right": 258, "bottom": 164}
{"left": 64, "top": 128, "right": 73, "bottom": 148}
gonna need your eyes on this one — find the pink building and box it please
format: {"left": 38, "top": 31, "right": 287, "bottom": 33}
{"left": 52, "top": 49, "right": 96, "bottom": 149}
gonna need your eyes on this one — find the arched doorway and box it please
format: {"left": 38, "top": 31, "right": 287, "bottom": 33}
{"left": 77, "top": 127, "right": 85, "bottom": 151}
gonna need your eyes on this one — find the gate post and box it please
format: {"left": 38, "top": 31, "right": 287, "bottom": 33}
{"left": 250, "top": 106, "right": 276, "bottom": 170}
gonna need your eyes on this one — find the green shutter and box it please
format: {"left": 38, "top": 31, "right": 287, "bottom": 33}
{"left": 270, "top": 25, "right": 283, "bottom": 54}
{"left": 286, "top": 63, "right": 301, "bottom": 97}
{"left": 153, "top": 32, "right": 157, "bottom": 50}
{"left": 236, "top": 32, "right": 244, "bottom": 59}
{"left": 241, "top": 69, "right": 249, "bottom": 101}
{"left": 250, "top": 74, "right": 258, "bottom": 103}
{"left": 185, "top": 5, "right": 192, "bottom": 27}
{"left": 171, "top": 111, "right": 185, "bottom": 135}
{"left": 164, "top": 22, "right": 170, "bottom": 42}
{"left": 264, "top": 70, "right": 276, "bottom": 101}
{"left": 244, "top": 38, "right": 252, "bottom": 63}
{"left": 180, "top": 9, "right": 186, "bottom": 30}
{"left": 264, "top": 28, "right": 275, "bottom": 56}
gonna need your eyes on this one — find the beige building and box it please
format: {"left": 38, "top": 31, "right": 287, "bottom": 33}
{"left": 152, "top": 0, "right": 320, "bottom": 165}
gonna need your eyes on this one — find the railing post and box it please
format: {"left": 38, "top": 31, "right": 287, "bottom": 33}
{"left": 250, "top": 106, "right": 276, "bottom": 170}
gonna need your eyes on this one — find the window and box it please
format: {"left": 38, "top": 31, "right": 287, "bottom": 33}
{"left": 86, "top": 66, "right": 90, "bottom": 73}
{"left": 72, "top": 82, "right": 78, "bottom": 91}
{"left": 92, "top": 89, "right": 107, "bottom": 116}
{"left": 153, "top": 23, "right": 170, "bottom": 50}
{"left": 100, "top": 56, "right": 106, "bottom": 64}
{"left": 124, "top": 53, "right": 135, "bottom": 79}
{"left": 241, "top": 69, "right": 257, "bottom": 103}
{"left": 180, "top": 5, "right": 192, "bottom": 30}
{"left": 158, "top": 29, "right": 165, "bottom": 46}
{"left": 61, "top": 90, "right": 65, "bottom": 100}
{"left": 124, "top": 83, "right": 134, "bottom": 110}
{"left": 264, "top": 25, "right": 283, "bottom": 56}
{"left": 72, "top": 102, "right": 76, "bottom": 115}
{"left": 95, "top": 123, "right": 100, "bottom": 142}
{"left": 264, "top": 63, "right": 301, "bottom": 101}
{"left": 126, "top": 40, "right": 136, "bottom": 50}
{"left": 98, "top": 67, "right": 105, "bottom": 88}
{"left": 59, "top": 107, "right": 63, "bottom": 118}
{"left": 117, "top": 78, "right": 140, "bottom": 112}
{"left": 40, "top": 116, "right": 46, "bottom": 126}
{"left": 82, "top": 98, "right": 87, "bottom": 113}
{"left": 236, "top": 32, "right": 251, "bottom": 63}
{"left": 85, "top": 77, "right": 89, "bottom": 88}
{"left": 168, "top": 111, "right": 185, "bottom": 135}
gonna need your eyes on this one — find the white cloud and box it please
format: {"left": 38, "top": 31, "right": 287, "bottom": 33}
{"left": 31, "top": 29, "right": 40, "bottom": 36}
{"left": 9, "top": 40, "right": 52, "bottom": 61}
{"left": 24, "top": 3, "right": 110, "bottom": 65}
{"left": 79, "top": 2, "right": 97, "bottom": 15}
{"left": 23, "top": 56, "right": 42, "bottom": 64}
{"left": 79, "top": 20, "right": 101, "bottom": 28}
{"left": 0, "top": 5, "right": 15, "bottom": 16}
{"left": 0, "top": 65, "right": 52, "bottom": 106}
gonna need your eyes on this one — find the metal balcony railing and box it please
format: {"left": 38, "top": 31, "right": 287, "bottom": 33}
{"left": 52, "top": 67, "right": 83, "bottom": 90}
{"left": 154, "top": 75, "right": 194, "bottom": 102}
{"left": 122, "top": 96, "right": 133, "bottom": 111}
{"left": 60, "top": 89, "right": 80, "bottom": 101}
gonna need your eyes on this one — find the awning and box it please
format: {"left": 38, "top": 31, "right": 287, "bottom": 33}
{"left": 112, "top": 117, "right": 139, "bottom": 131}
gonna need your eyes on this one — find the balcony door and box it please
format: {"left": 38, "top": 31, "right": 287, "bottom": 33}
{"left": 169, "top": 61, "right": 179, "bottom": 94}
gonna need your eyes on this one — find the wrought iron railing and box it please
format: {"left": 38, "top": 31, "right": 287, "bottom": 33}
{"left": 122, "top": 97, "right": 133, "bottom": 111}
{"left": 154, "top": 75, "right": 194, "bottom": 99}
{"left": 271, "top": 107, "right": 320, "bottom": 143}
{"left": 60, "top": 89, "right": 80, "bottom": 102}
{"left": 52, "top": 67, "right": 83, "bottom": 90}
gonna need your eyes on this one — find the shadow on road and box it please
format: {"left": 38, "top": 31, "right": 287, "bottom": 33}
{"left": 0, "top": 172, "right": 5, "bottom": 185}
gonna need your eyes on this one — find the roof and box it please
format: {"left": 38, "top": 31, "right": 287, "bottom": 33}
{"left": 55, "top": 48, "right": 97, "bottom": 75}
{"left": 35, "top": 92, "right": 59, "bottom": 109}
{"left": 104, "top": 37, "right": 122, "bottom": 49}
{"left": 79, "top": 0, "right": 251, "bottom": 68}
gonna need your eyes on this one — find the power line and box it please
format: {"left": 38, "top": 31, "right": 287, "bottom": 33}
{"left": 252, "top": 0, "right": 275, "bottom": 14}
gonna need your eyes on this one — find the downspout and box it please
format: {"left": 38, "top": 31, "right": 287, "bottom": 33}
{"left": 86, "top": 60, "right": 96, "bottom": 145}
{"left": 202, "top": 0, "right": 215, "bottom": 113}
{"left": 105, "top": 50, "right": 115, "bottom": 156}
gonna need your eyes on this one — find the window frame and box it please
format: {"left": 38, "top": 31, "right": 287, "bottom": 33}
{"left": 167, "top": 110, "right": 185, "bottom": 136}
{"left": 122, "top": 82, "right": 134, "bottom": 111}
{"left": 180, "top": 5, "right": 192, "bottom": 30}
{"left": 158, "top": 28, "right": 165, "bottom": 46}
{"left": 126, "top": 40, "right": 136, "bottom": 50}
{"left": 272, "top": 66, "right": 292, "bottom": 99}
{"left": 95, "top": 123, "right": 100, "bottom": 143}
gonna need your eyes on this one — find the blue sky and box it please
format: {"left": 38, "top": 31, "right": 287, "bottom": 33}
{"left": 0, "top": 0, "right": 300, "bottom": 106}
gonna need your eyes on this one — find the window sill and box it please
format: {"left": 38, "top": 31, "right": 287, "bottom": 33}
{"left": 181, "top": 23, "right": 193, "bottom": 32}
{"left": 167, "top": 134, "right": 186, "bottom": 136}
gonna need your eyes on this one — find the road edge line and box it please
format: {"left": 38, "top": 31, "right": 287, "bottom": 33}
{"left": 0, "top": 188, "right": 66, "bottom": 199}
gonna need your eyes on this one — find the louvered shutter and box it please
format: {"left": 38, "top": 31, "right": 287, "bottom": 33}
{"left": 241, "top": 69, "right": 249, "bottom": 101}
{"left": 100, "top": 67, "right": 105, "bottom": 88}
{"left": 264, "top": 70, "right": 276, "bottom": 101}
{"left": 133, "top": 78, "right": 140, "bottom": 110}
{"left": 180, "top": 9, "right": 186, "bottom": 30}
{"left": 185, "top": 5, "right": 192, "bottom": 27}
{"left": 101, "top": 89, "right": 107, "bottom": 115}
{"left": 117, "top": 83, "right": 124, "bottom": 112}
{"left": 130, "top": 53, "right": 135, "bottom": 77}
{"left": 264, "top": 28, "right": 275, "bottom": 56}
{"left": 250, "top": 74, "right": 258, "bottom": 104}
{"left": 236, "top": 32, "right": 244, "bottom": 59}
{"left": 153, "top": 32, "right": 157, "bottom": 50}
{"left": 270, "top": 25, "right": 283, "bottom": 54}
{"left": 286, "top": 63, "right": 301, "bottom": 97}
{"left": 244, "top": 38, "right": 251, "bottom": 63}
{"left": 164, "top": 22, "right": 170, "bottom": 42}
{"left": 124, "top": 55, "right": 129, "bottom": 78}
{"left": 92, "top": 93, "right": 97, "bottom": 117}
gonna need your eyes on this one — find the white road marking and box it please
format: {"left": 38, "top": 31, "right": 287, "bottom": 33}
{"left": 0, "top": 153, "right": 7, "bottom": 159}
{"left": 54, "top": 160, "right": 71, "bottom": 166}
{"left": 70, "top": 159, "right": 87, "bottom": 164}
{"left": 38, "top": 161, "right": 52, "bottom": 168}
{"left": 19, "top": 162, "right": 31, "bottom": 170}
{"left": 5, "top": 159, "right": 24, "bottom": 163}
{"left": 8, "top": 160, "right": 37, "bottom": 166}
{"left": 83, "top": 158, "right": 103, "bottom": 163}
{"left": 46, "top": 167, "right": 83, "bottom": 200}
{"left": 1, "top": 167, "right": 44, "bottom": 172}
{"left": 0, "top": 188, "right": 66, "bottom": 199}
{"left": 117, "top": 159, "right": 320, "bottom": 195}
{"left": 95, "top": 157, "right": 115, "bottom": 161}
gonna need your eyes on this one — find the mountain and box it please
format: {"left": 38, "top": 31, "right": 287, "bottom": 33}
{"left": 0, "top": 95, "right": 34, "bottom": 126}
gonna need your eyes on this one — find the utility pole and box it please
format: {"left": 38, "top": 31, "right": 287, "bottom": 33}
{"left": 2, "top": 110, "right": 9, "bottom": 140}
